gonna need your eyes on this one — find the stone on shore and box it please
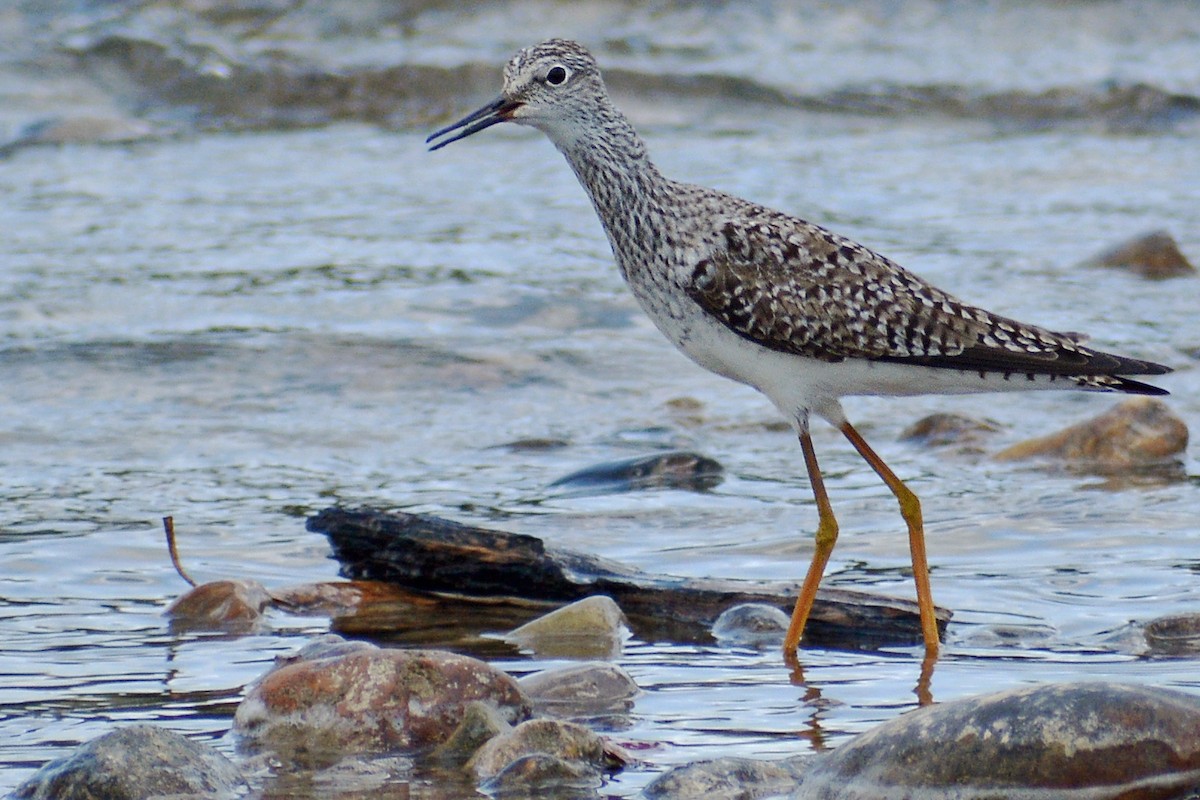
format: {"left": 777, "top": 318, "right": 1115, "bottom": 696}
{"left": 12, "top": 724, "right": 246, "bottom": 800}
{"left": 994, "top": 398, "right": 1186, "bottom": 467}
{"left": 792, "top": 682, "right": 1200, "bottom": 799}
{"left": 1080, "top": 229, "right": 1195, "bottom": 279}
{"left": 504, "top": 595, "right": 629, "bottom": 658}
{"left": 234, "top": 645, "right": 530, "bottom": 757}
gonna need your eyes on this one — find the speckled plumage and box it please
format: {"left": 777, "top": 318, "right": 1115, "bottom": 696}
{"left": 427, "top": 39, "right": 1171, "bottom": 655}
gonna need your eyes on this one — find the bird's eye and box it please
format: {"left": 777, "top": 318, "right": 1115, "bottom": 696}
{"left": 545, "top": 65, "right": 568, "bottom": 86}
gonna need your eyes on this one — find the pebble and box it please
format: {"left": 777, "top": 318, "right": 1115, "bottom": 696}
{"left": 12, "top": 724, "right": 246, "bottom": 800}
{"left": 711, "top": 603, "right": 790, "bottom": 648}
{"left": 1080, "top": 229, "right": 1196, "bottom": 279}
{"left": 233, "top": 646, "right": 530, "bottom": 757}
{"left": 504, "top": 595, "right": 629, "bottom": 659}
{"left": 993, "top": 398, "right": 1187, "bottom": 467}
{"left": 519, "top": 661, "right": 640, "bottom": 720}
{"left": 793, "top": 681, "right": 1200, "bottom": 799}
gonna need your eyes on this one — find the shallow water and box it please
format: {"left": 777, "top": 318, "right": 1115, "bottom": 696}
{"left": 2, "top": 2, "right": 1200, "bottom": 796}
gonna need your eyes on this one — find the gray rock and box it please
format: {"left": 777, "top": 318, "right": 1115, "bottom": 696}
{"left": 12, "top": 724, "right": 246, "bottom": 799}
{"left": 480, "top": 752, "right": 604, "bottom": 798}
{"left": 429, "top": 700, "right": 514, "bottom": 765}
{"left": 505, "top": 595, "right": 629, "bottom": 659}
{"left": 793, "top": 682, "right": 1200, "bottom": 799}
{"left": 645, "top": 755, "right": 807, "bottom": 800}
{"left": 548, "top": 451, "right": 724, "bottom": 495}
{"left": 712, "top": 603, "right": 790, "bottom": 648}
{"left": 519, "top": 661, "right": 639, "bottom": 719}
{"left": 1143, "top": 613, "right": 1200, "bottom": 656}
{"left": 234, "top": 646, "right": 530, "bottom": 757}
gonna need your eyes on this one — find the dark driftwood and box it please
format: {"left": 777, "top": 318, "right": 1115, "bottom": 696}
{"left": 308, "top": 506, "right": 950, "bottom": 648}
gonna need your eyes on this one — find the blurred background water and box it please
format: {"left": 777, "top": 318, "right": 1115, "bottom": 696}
{"left": 1, "top": 1, "right": 1198, "bottom": 795}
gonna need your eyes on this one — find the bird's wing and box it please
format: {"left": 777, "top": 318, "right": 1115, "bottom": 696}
{"left": 684, "top": 210, "right": 1142, "bottom": 377}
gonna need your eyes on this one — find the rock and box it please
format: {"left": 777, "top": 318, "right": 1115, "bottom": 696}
{"left": 645, "top": 755, "right": 807, "bottom": 800}
{"left": 1080, "top": 230, "right": 1196, "bottom": 279}
{"left": 165, "top": 578, "right": 271, "bottom": 631}
{"left": 547, "top": 451, "right": 724, "bottom": 495}
{"left": 792, "top": 682, "right": 1200, "bottom": 799}
{"left": 480, "top": 753, "right": 604, "bottom": 798}
{"left": 505, "top": 596, "right": 629, "bottom": 659}
{"left": 467, "top": 718, "right": 608, "bottom": 782}
{"left": 12, "top": 724, "right": 246, "bottom": 799}
{"left": 234, "top": 646, "right": 530, "bottom": 757}
{"left": 519, "top": 662, "right": 640, "bottom": 720}
{"left": 1143, "top": 613, "right": 1200, "bottom": 656}
{"left": 429, "top": 700, "right": 514, "bottom": 766}
{"left": 994, "top": 398, "right": 1187, "bottom": 467}
{"left": 711, "top": 603, "right": 790, "bottom": 648}
{"left": 899, "top": 413, "right": 1000, "bottom": 450}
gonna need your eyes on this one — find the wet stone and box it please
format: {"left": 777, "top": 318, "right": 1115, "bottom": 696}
{"left": 165, "top": 578, "right": 272, "bottom": 632}
{"left": 480, "top": 752, "right": 604, "bottom": 799}
{"left": 899, "top": 412, "right": 1000, "bottom": 451}
{"left": 1143, "top": 613, "right": 1200, "bottom": 656}
{"left": 645, "top": 755, "right": 807, "bottom": 800}
{"left": 994, "top": 398, "right": 1187, "bottom": 468}
{"left": 13, "top": 724, "right": 246, "bottom": 800}
{"left": 429, "top": 700, "right": 514, "bottom": 766}
{"left": 467, "top": 718, "right": 608, "bottom": 783}
{"left": 233, "top": 645, "right": 530, "bottom": 758}
{"left": 505, "top": 595, "right": 629, "bottom": 659}
{"left": 547, "top": 450, "right": 724, "bottom": 495}
{"left": 712, "top": 603, "right": 790, "bottom": 648}
{"left": 792, "top": 681, "right": 1200, "bottom": 800}
{"left": 519, "top": 661, "right": 640, "bottom": 720}
{"left": 1080, "top": 229, "right": 1196, "bottom": 279}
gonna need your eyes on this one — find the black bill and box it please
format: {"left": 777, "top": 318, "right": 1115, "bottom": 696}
{"left": 426, "top": 96, "right": 522, "bottom": 151}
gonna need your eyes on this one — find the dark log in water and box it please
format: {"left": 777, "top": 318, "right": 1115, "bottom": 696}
{"left": 308, "top": 507, "right": 949, "bottom": 648}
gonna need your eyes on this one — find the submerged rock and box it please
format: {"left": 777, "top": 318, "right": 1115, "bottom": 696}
{"left": 994, "top": 398, "right": 1186, "bottom": 468}
{"left": 547, "top": 451, "right": 724, "bottom": 494}
{"left": 711, "top": 602, "right": 791, "bottom": 648}
{"left": 899, "top": 412, "right": 1000, "bottom": 450}
{"left": 1080, "top": 230, "right": 1196, "bottom": 279}
{"left": 645, "top": 755, "right": 807, "bottom": 800}
{"left": 519, "top": 661, "right": 640, "bottom": 720}
{"left": 234, "top": 646, "right": 530, "bottom": 757}
{"left": 1143, "top": 613, "right": 1200, "bottom": 657}
{"left": 165, "top": 578, "right": 272, "bottom": 631}
{"left": 793, "top": 682, "right": 1200, "bottom": 799}
{"left": 467, "top": 718, "right": 609, "bottom": 783}
{"left": 13, "top": 724, "right": 246, "bottom": 800}
{"left": 429, "top": 700, "right": 514, "bottom": 766}
{"left": 505, "top": 596, "right": 629, "bottom": 659}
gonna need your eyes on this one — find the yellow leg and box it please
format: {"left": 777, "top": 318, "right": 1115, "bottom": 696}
{"left": 839, "top": 421, "right": 941, "bottom": 656}
{"left": 783, "top": 430, "right": 840, "bottom": 654}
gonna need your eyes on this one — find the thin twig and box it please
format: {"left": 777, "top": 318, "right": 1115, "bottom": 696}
{"left": 163, "top": 516, "right": 197, "bottom": 587}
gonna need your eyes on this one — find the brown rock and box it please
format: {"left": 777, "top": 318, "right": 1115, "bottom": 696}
{"left": 165, "top": 579, "right": 271, "bottom": 631}
{"left": 467, "top": 718, "right": 607, "bottom": 782}
{"left": 234, "top": 647, "right": 530, "bottom": 757}
{"left": 1081, "top": 230, "right": 1196, "bottom": 279}
{"left": 899, "top": 413, "right": 1000, "bottom": 450}
{"left": 994, "top": 398, "right": 1187, "bottom": 467}
{"left": 794, "top": 682, "right": 1200, "bottom": 799}
{"left": 1143, "top": 613, "right": 1200, "bottom": 657}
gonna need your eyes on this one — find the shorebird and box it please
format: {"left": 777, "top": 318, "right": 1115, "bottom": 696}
{"left": 427, "top": 39, "right": 1170, "bottom": 657}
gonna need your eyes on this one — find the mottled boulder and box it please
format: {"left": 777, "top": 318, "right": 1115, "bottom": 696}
{"left": 467, "top": 718, "right": 608, "bottom": 782}
{"left": 994, "top": 398, "right": 1186, "bottom": 468}
{"left": 793, "top": 682, "right": 1200, "bottom": 799}
{"left": 519, "top": 661, "right": 640, "bottom": 720}
{"left": 165, "top": 578, "right": 271, "bottom": 631}
{"left": 234, "top": 646, "right": 530, "bottom": 757}
{"left": 13, "top": 724, "right": 246, "bottom": 799}
{"left": 645, "top": 755, "right": 807, "bottom": 799}
{"left": 504, "top": 595, "right": 629, "bottom": 658}
{"left": 1080, "top": 230, "right": 1195, "bottom": 279}
{"left": 711, "top": 602, "right": 790, "bottom": 648}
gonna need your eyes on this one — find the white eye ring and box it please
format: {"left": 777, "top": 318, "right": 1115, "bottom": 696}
{"left": 545, "top": 65, "right": 569, "bottom": 86}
